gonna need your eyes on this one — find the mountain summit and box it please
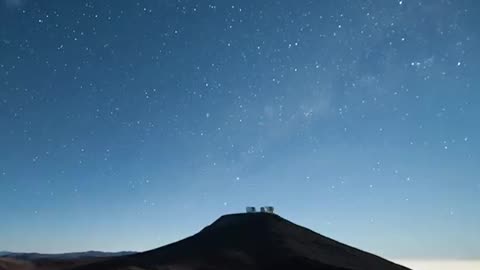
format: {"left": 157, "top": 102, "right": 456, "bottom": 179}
{"left": 73, "top": 213, "right": 411, "bottom": 270}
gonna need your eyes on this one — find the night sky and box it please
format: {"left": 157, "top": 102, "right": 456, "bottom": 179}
{"left": 1, "top": 0, "right": 479, "bottom": 265}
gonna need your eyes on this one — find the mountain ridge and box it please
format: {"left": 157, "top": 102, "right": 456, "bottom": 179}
{"left": 71, "top": 212, "right": 411, "bottom": 270}
{"left": 0, "top": 251, "right": 137, "bottom": 260}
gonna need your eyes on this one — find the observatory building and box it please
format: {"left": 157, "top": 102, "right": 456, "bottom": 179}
{"left": 246, "top": 206, "right": 275, "bottom": 214}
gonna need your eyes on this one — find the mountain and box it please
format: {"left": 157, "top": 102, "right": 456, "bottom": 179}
{"left": 71, "top": 213, "right": 411, "bottom": 270}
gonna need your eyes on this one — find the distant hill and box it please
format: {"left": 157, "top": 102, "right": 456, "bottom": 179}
{"left": 0, "top": 256, "right": 105, "bottom": 270}
{"left": 0, "top": 251, "right": 136, "bottom": 261}
{"left": 0, "top": 251, "right": 136, "bottom": 270}
{"left": 71, "top": 213, "right": 411, "bottom": 270}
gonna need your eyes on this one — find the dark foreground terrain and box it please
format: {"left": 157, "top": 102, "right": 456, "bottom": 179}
{"left": 2, "top": 213, "right": 411, "bottom": 270}
{"left": 0, "top": 251, "right": 134, "bottom": 270}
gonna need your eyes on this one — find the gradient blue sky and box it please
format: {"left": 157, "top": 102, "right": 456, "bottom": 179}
{"left": 0, "top": 0, "right": 479, "bottom": 263}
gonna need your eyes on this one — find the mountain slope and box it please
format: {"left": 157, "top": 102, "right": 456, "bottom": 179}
{"left": 72, "top": 213, "right": 411, "bottom": 270}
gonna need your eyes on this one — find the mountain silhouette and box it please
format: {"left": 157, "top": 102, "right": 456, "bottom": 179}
{"left": 72, "top": 213, "right": 411, "bottom": 270}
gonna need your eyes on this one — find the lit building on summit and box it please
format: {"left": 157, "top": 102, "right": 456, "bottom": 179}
{"left": 246, "top": 206, "right": 275, "bottom": 214}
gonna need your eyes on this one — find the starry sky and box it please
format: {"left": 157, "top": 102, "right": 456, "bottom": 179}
{"left": 0, "top": 0, "right": 479, "bottom": 263}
